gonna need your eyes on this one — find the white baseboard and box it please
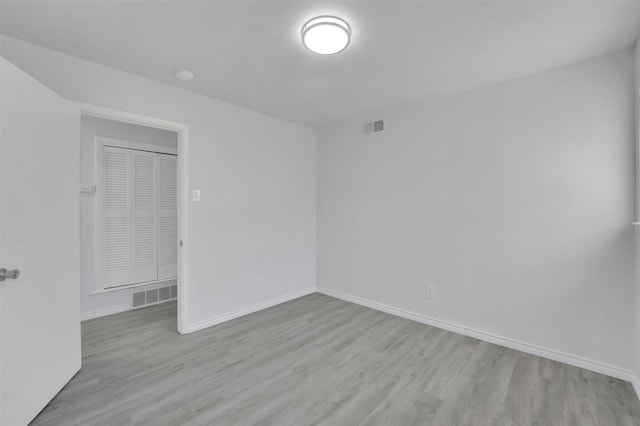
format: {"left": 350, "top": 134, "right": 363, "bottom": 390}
{"left": 185, "top": 286, "right": 316, "bottom": 334}
{"left": 317, "top": 286, "right": 633, "bottom": 383}
{"left": 632, "top": 371, "right": 640, "bottom": 399}
{"left": 80, "top": 304, "right": 130, "bottom": 321}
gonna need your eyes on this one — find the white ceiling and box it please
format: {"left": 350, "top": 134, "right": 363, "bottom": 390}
{"left": 1, "top": 1, "right": 639, "bottom": 128}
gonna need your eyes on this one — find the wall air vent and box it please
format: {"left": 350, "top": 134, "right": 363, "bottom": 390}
{"left": 363, "top": 119, "right": 385, "bottom": 135}
{"left": 132, "top": 284, "right": 177, "bottom": 309}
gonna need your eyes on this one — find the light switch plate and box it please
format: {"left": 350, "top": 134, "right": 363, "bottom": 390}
{"left": 192, "top": 189, "right": 201, "bottom": 202}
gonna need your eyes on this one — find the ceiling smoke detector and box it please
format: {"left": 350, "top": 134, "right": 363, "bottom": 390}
{"left": 175, "top": 69, "right": 194, "bottom": 81}
{"left": 302, "top": 16, "right": 351, "bottom": 55}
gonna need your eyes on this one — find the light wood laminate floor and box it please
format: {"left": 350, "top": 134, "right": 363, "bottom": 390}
{"left": 31, "top": 293, "right": 640, "bottom": 425}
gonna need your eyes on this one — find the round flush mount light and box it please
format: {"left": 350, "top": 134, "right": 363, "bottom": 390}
{"left": 302, "top": 16, "right": 351, "bottom": 55}
{"left": 175, "top": 69, "right": 194, "bottom": 81}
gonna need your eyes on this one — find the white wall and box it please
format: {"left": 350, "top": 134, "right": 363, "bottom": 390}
{"left": 317, "top": 50, "right": 636, "bottom": 372}
{"left": 0, "top": 35, "right": 317, "bottom": 327}
{"left": 80, "top": 116, "right": 178, "bottom": 318}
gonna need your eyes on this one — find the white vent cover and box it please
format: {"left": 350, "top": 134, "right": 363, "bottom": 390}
{"left": 363, "top": 119, "right": 385, "bottom": 135}
{"left": 132, "top": 284, "right": 177, "bottom": 309}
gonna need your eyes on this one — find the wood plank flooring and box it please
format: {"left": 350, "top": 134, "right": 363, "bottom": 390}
{"left": 31, "top": 293, "right": 640, "bottom": 425}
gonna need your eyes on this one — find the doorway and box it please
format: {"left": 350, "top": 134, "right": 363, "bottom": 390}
{"left": 77, "top": 103, "right": 189, "bottom": 334}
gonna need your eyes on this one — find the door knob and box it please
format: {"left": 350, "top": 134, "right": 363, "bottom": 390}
{"left": 0, "top": 268, "right": 20, "bottom": 281}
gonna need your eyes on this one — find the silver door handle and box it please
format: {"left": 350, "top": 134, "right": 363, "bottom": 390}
{"left": 0, "top": 268, "right": 20, "bottom": 281}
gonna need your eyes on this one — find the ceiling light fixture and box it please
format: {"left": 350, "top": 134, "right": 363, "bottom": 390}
{"left": 175, "top": 69, "right": 194, "bottom": 81}
{"left": 302, "top": 16, "right": 351, "bottom": 55}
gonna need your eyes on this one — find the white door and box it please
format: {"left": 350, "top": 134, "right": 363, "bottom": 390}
{"left": 158, "top": 153, "right": 178, "bottom": 280}
{"left": 0, "top": 58, "right": 81, "bottom": 425}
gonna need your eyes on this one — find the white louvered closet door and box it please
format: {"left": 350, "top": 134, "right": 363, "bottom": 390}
{"left": 132, "top": 150, "right": 158, "bottom": 284}
{"left": 102, "top": 146, "right": 133, "bottom": 287}
{"left": 157, "top": 154, "right": 177, "bottom": 280}
{"left": 100, "top": 145, "right": 176, "bottom": 289}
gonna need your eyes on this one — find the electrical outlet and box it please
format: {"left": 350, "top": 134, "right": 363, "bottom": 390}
{"left": 257, "top": 276, "right": 263, "bottom": 287}
{"left": 426, "top": 286, "right": 435, "bottom": 299}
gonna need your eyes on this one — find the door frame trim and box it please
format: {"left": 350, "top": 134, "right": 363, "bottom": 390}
{"left": 75, "top": 102, "right": 190, "bottom": 334}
